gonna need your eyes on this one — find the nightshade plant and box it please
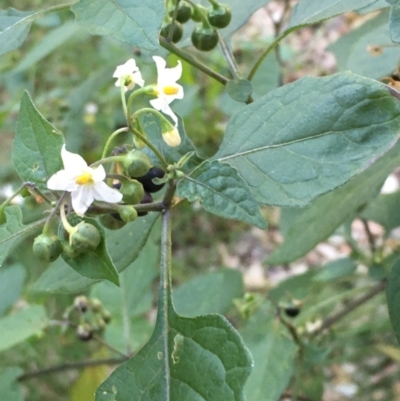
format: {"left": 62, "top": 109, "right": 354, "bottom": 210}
{"left": 3, "top": 0, "right": 400, "bottom": 400}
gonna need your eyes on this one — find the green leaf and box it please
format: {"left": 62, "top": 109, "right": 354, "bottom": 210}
{"left": 267, "top": 141, "right": 400, "bottom": 264}
{"left": 13, "top": 91, "right": 64, "bottom": 190}
{"left": 389, "top": 2, "right": 400, "bottom": 42}
{"left": 387, "top": 257, "right": 400, "bottom": 343}
{"left": 61, "top": 218, "right": 119, "bottom": 286}
{"left": 173, "top": 269, "right": 243, "bottom": 317}
{"left": 71, "top": 0, "right": 164, "bottom": 51}
{"left": 358, "top": 0, "right": 389, "bottom": 13}
{"left": 31, "top": 214, "right": 159, "bottom": 293}
{"left": 361, "top": 191, "right": 400, "bottom": 231}
{"left": 214, "top": 72, "right": 400, "bottom": 207}
{"left": 96, "top": 213, "right": 252, "bottom": 401}
{"left": 14, "top": 21, "right": 79, "bottom": 73}
{"left": 177, "top": 160, "right": 267, "bottom": 229}
{"left": 226, "top": 79, "right": 253, "bottom": 102}
{"left": 0, "top": 264, "right": 26, "bottom": 317}
{"left": 241, "top": 302, "right": 297, "bottom": 401}
{"left": 0, "top": 206, "right": 43, "bottom": 265}
{"left": 328, "top": 11, "right": 396, "bottom": 80}
{"left": 141, "top": 114, "right": 202, "bottom": 173}
{"left": 289, "top": 0, "right": 377, "bottom": 27}
{"left": 252, "top": 51, "right": 280, "bottom": 98}
{"left": 0, "top": 305, "right": 47, "bottom": 353}
{"left": 0, "top": 8, "right": 35, "bottom": 56}
{"left": 313, "top": 258, "right": 357, "bottom": 282}
{"left": 0, "top": 367, "right": 24, "bottom": 401}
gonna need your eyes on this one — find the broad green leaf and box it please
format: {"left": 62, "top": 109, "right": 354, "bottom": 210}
{"left": 177, "top": 160, "right": 267, "bottom": 229}
{"left": 252, "top": 51, "right": 280, "bottom": 98}
{"left": 361, "top": 191, "right": 400, "bottom": 231}
{"left": 387, "top": 257, "right": 400, "bottom": 343}
{"left": 214, "top": 72, "right": 400, "bottom": 207}
{"left": 0, "top": 8, "right": 35, "bottom": 56}
{"left": 173, "top": 269, "right": 243, "bottom": 317}
{"left": 13, "top": 91, "right": 64, "bottom": 190}
{"left": 71, "top": 0, "right": 164, "bottom": 51}
{"left": 0, "top": 264, "right": 26, "bottom": 317}
{"left": 241, "top": 302, "right": 297, "bottom": 401}
{"left": 328, "top": 11, "right": 398, "bottom": 80}
{"left": 0, "top": 368, "right": 24, "bottom": 401}
{"left": 141, "top": 114, "right": 202, "bottom": 173}
{"left": 61, "top": 218, "right": 119, "bottom": 286}
{"left": 313, "top": 258, "right": 357, "bottom": 282}
{"left": 268, "top": 141, "right": 400, "bottom": 264}
{"left": 289, "top": 0, "right": 377, "bottom": 28}
{"left": 31, "top": 214, "right": 159, "bottom": 293}
{"left": 387, "top": 0, "right": 400, "bottom": 42}
{"left": 358, "top": 0, "right": 389, "bottom": 13}
{"left": 0, "top": 206, "right": 44, "bottom": 265}
{"left": 226, "top": 79, "right": 253, "bottom": 103}
{"left": 14, "top": 21, "right": 79, "bottom": 73}
{"left": 0, "top": 305, "right": 47, "bottom": 353}
{"left": 96, "top": 214, "right": 252, "bottom": 401}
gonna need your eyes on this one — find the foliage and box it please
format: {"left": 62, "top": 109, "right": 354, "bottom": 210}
{"left": 1, "top": 0, "right": 400, "bottom": 400}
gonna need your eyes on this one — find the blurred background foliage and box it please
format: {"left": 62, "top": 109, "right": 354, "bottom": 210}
{"left": 2, "top": 0, "right": 400, "bottom": 400}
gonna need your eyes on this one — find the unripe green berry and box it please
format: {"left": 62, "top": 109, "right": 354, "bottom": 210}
{"left": 102, "top": 310, "right": 112, "bottom": 324}
{"left": 207, "top": 4, "right": 231, "bottom": 29}
{"left": 70, "top": 223, "right": 101, "bottom": 253}
{"left": 100, "top": 214, "right": 126, "bottom": 230}
{"left": 122, "top": 150, "right": 151, "bottom": 178}
{"left": 160, "top": 21, "right": 183, "bottom": 43}
{"left": 120, "top": 179, "right": 144, "bottom": 205}
{"left": 191, "top": 26, "right": 219, "bottom": 51}
{"left": 90, "top": 298, "right": 103, "bottom": 314}
{"left": 169, "top": 1, "right": 192, "bottom": 23}
{"left": 33, "top": 233, "right": 62, "bottom": 262}
{"left": 62, "top": 242, "right": 82, "bottom": 259}
{"left": 117, "top": 206, "right": 138, "bottom": 223}
{"left": 77, "top": 324, "right": 93, "bottom": 341}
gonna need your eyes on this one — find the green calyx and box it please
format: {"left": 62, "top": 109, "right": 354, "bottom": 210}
{"left": 191, "top": 25, "right": 219, "bottom": 51}
{"left": 33, "top": 233, "right": 62, "bottom": 262}
{"left": 160, "top": 20, "right": 183, "bottom": 43}
{"left": 191, "top": 4, "right": 207, "bottom": 22}
{"left": 207, "top": 4, "right": 231, "bottom": 28}
{"left": 70, "top": 222, "right": 101, "bottom": 253}
{"left": 122, "top": 149, "right": 151, "bottom": 178}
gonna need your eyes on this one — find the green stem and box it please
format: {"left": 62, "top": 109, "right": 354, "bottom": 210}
{"left": 43, "top": 192, "right": 67, "bottom": 235}
{"left": 247, "top": 28, "right": 294, "bottom": 81}
{"left": 120, "top": 82, "right": 129, "bottom": 121}
{"left": 129, "top": 124, "right": 169, "bottom": 170}
{"left": 159, "top": 37, "right": 229, "bottom": 85}
{"left": 102, "top": 127, "right": 129, "bottom": 159}
{"left": 59, "top": 197, "right": 75, "bottom": 235}
{"left": 217, "top": 32, "right": 240, "bottom": 80}
{"left": 0, "top": 184, "right": 27, "bottom": 218}
{"left": 126, "top": 87, "right": 153, "bottom": 118}
{"left": 133, "top": 108, "right": 172, "bottom": 127}
{"left": 25, "top": 182, "right": 53, "bottom": 204}
{"left": 90, "top": 155, "right": 126, "bottom": 168}
{"left": 206, "top": 0, "right": 219, "bottom": 7}
{"left": 168, "top": 0, "right": 181, "bottom": 42}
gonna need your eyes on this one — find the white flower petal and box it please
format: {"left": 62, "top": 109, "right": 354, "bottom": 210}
{"left": 160, "top": 104, "right": 178, "bottom": 126}
{"left": 153, "top": 56, "right": 167, "bottom": 76}
{"left": 166, "top": 60, "right": 182, "bottom": 83}
{"left": 92, "top": 181, "right": 123, "bottom": 203}
{"left": 91, "top": 165, "right": 106, "bottom": 181}
{"left": 71, "top": 185, "right": 94, "bottom": 216}
{"left": 47, "top": 170, "right": 77, "bottom": 191}
{"left": 149, "top": 97, "right": 164, "bottom": 111}
{"left": 133, "top": 71, "right": 145, "bottom": 87}
{"left": 62, "top": 145, "right": 87, "bottom": 172}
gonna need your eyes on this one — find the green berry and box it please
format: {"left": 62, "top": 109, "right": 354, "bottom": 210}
{"left": 70, "top": 223, "right": 101, "bottom": 253}
{"left": 191, "top": 26, "right": 219, "bottom": 51}
{"left": 169, "top": 1, "right": 192, "bottom": 23}
{"left": 99, "top": 214, "right": 126, "bottom": 230}
{"left": 122, "top": 150, "right": 151, "bottom": 178}
{"left": 62, "top": 242, "right": 82, "bottom": 259}
{"left": 120, "top": 178, "right": 144, "bottom": 205}
{"left": 160, "top": 21, "right": 183, "bottom": 43}
{"left": 33, "top": 233, "right": 62, "bottom": 262}
{"left": 117, "top": 206, "right": 138, "bottom": 223}
{"left": 90, "top": 298, "right": 103, "bottom": 314}
{"left": 207, "top": 4, "right": 231, "bottom": 29}
{"left": 102, "top": 310, "right": 112, "bottom": 324}
{"left": 77, "top": 324, "right": 93, "bottom": 341}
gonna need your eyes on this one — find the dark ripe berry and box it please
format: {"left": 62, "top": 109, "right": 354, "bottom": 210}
{"left": 136, "top": 167, "right": 166, "bottom": 193}
{"left": 77, "top": 324, "right": 93, "bottom": 341}
{"left": 100, "top": 214, "right": 126, "bottom": 230}
{"left": 191, "top": 26, "right": 219, "bottom": 51}
{"left": 169, "top": 1, "right": 192, "bottom": 23}
{"left": 138, "top": 192, "right": 153, "bottom": 217}
{"left": 160, "top": 21, "right": 183, "bottom": 43}
{"left": 207, "top": 4, "right": 232, "bottom": 29}
{"left": 70, "top": 223, "right": 101, "bottom": 253}
{"left": 284, "top": 306, "right": 300, "bottom": 318}
{"left": 33, "top": 234, "right": 62, "bottom": 262}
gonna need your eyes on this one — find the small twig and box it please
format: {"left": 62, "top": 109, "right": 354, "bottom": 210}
{"left": 361, "top": 218, "right": 376, "bottom": 254}
{"left": 17, "top": 357, "right": 128, "bottom": 382}
{"left": 308, "top": 280, "right": 387, "bottom": 339}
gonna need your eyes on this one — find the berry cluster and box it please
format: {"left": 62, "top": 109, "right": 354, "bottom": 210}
{"left": 160, "top": 1, "right": 232, "bottom": 51}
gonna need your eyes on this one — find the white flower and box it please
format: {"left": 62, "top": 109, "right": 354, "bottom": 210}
{"left": 162, "top": 127, "right": 181, "bottom": 147}
{"left": 150, "top": 56, "right": 184, "bottom": 126}
{"left": 113, "top": 58, "right": 144, "bottom": 92}
{"left": 47, "top": 145, "right": 122, "bottom": 216}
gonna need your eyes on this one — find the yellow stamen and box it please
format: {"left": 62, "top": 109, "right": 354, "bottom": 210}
{"left": 75, "top": 172, "right": 94, "bottom": 185}
{"left": 163, "top": 85, "right": 179, "bottom": 95}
